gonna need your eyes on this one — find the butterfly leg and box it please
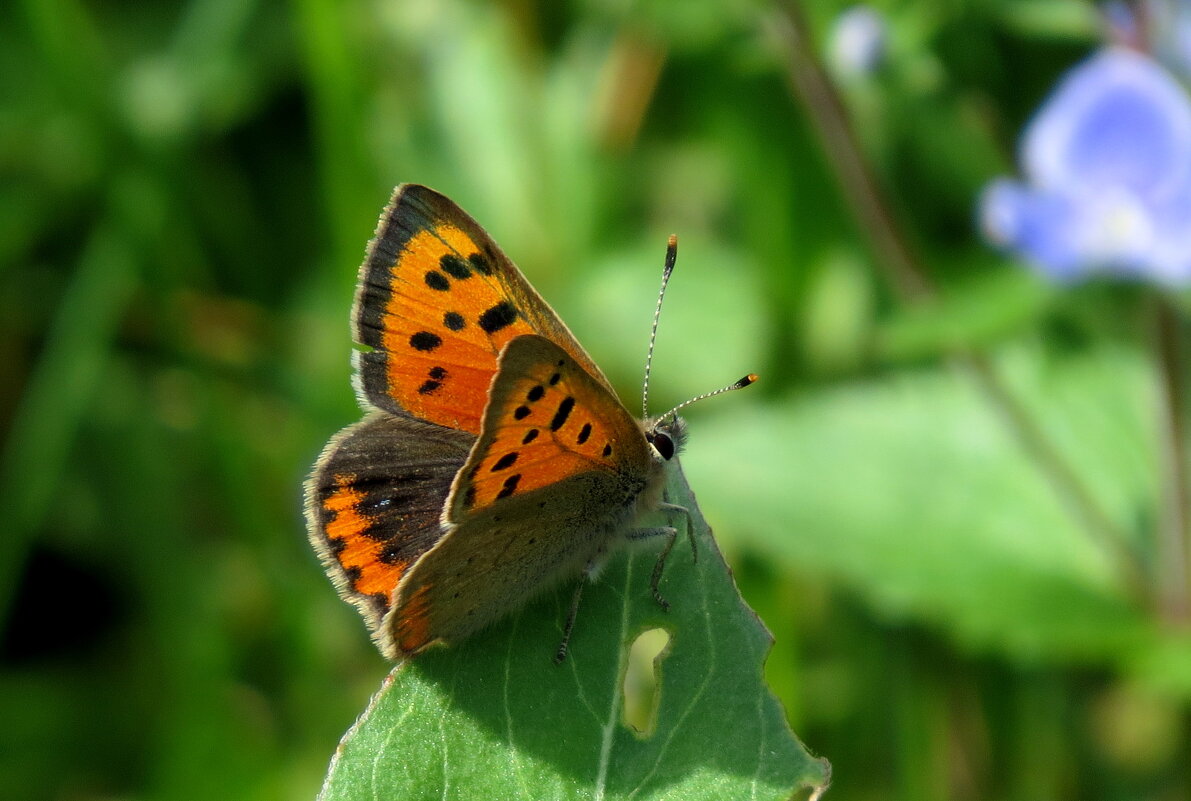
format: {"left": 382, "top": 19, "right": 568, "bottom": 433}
{"left": 625, "top": 526, "right": 680, "bottom": 611}
{"left": 555, "top": 572, "right": 589, "bottom": 664}
{"left": 629, "top": 499, "right": 693, "bottom": 611}
{"left": 658, "top": 501, "right": 695, "bottom": 563}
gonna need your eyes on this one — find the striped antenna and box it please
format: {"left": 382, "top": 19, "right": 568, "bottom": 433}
{"left": 641, "top": 234, "right": 679, "bottom": 418}
{"left": 656, "top": 373, "right": 758, "bottom": 423}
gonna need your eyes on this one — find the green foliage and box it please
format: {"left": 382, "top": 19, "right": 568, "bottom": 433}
{"left": 687, "top": 345, "right": 1153, "bottom": 661}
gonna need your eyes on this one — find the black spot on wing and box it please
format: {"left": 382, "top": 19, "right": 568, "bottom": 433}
{"left": 410, "top": 331, "right": 442, "bottom": 352}
{"left": 478, "top": 301, "right": 518, "bottom": 334}
{"left": 443, "top": 311, "right": 465, "bottom": 331}
{"left": 577, "top": 422, "right": 592, "bottom": 444}
{"left": 491, "top": 452, "right": 519, "bottom": 471}
{"left": 514, "top": 406, "right": 531, "bottom": 420}
{"left": 440, "top": 254, "right": 472, "bottom": 279}
{"left": 424, "top": 271, "right": 450, "bottom": 291}
{"left": 522, "top": 429, "right": 539, "bottom": 444}
{"left": 550, "top": 396, "right": 575, "bottom": 431}
{"left": 470, "top": 251, "right": 494, "bottom": 275}
{"left": 527, "top": 385, "right": 544, "bottom": 402}
{"left": 496, "top": 474, "right": 521, "bottom": 499}
{"left": 413, "top": 369, "right": 447, "bottom": 395}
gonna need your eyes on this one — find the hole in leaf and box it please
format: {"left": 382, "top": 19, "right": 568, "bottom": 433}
{"left": 621, "top": 627, "right": 670, "bottom": 736}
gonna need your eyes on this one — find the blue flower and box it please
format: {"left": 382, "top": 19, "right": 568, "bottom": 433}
{"left": 980, "top": 47, "right": 1191, "bottom": 283}
{"left": 828, "top": 6, "right": 888, "bottom": 78}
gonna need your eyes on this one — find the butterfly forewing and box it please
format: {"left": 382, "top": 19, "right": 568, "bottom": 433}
{"left": 305, "top": 412, "right": 474, "bottom": 642}
{"left": 354, "top": 185, "right": 613, "bottom": 434}
{"left": 447, "top": 334, "right": 653, "bottom": 520}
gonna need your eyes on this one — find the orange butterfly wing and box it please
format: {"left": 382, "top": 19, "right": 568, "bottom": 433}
{"left": 447, "top": 333, "right": 653, "bottom": 519}
{"left": 304, "top": 412, "right": 474, "bottom": 648}
{"left": 353, "top": 184, "right": 612, "bottom": 434}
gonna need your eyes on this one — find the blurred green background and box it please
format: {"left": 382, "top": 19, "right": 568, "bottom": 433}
{"left": 4, "top": 0, "right": 1191, "bottom": 798}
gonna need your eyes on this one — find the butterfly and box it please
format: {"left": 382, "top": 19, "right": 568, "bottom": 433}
{"left": 305, "top": 184, "right": 754, "bottom": 662}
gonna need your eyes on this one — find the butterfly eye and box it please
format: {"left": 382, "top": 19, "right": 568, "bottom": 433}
{"left": 648, "top": 431, "right": 675, "bottom": 461}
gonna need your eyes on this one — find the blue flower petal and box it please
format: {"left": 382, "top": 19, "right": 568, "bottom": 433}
{"left": 1023, "top": 48, "right": 1191, "bottom": 203}
{"left": 1138, "top": 175, "right": 1191, "bottom": 282}
{"left": 980, "top": 180, "right": 1087, "bottom": 280}
{"left": 828, "top": 6, "right": 888, "bottom": 77}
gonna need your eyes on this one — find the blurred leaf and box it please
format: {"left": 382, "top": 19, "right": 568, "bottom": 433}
{"left": 685, "top": 343, "right": 1155, "bottom": 663}
{"left": 317, "top": 471, "right": 828, "bottom": 801}
{"left": 1125, "top": 633, "right": 1191, "bottom": 698}
{"left": 801, "top": 249, "right": 875, "bottom": 374}
{"left": 875, "top": 264, "right": 1056, "bottom": 360}
{"left": 992, "top": 0, "right": 1101, "bottom": 38}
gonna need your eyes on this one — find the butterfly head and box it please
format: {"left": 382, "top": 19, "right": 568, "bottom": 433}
{"left": 644, "top": 415, "right": 688, "bottom": 462}
{"left": 643, "top": 372, "right": 757, "bottom": 461}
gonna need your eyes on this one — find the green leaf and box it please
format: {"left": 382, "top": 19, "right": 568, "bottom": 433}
{"left": 317, "top": 470, "right": 829, "bottom": 801}
{"left": 992, "top": 0, "right": 1101, "bottom": 38}
{"left": 875, "top": 265, "right": 1056, "bottom": 361}
{"left": 684, "top": 345, "right": 1153, "bottom": 663}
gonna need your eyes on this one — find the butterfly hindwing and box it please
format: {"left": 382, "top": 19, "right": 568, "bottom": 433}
{"left": 305, "top": 412, "right": 475, "bottom": 646}
{"left": 353, "top": 184, "right": 613, "bottom": 434}
{"left": 447, "top": 333, "right": 654, "bottom": 521}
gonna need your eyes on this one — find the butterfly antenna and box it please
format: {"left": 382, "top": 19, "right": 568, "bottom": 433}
{"left": 657, "top": 374, "right": 759, "bottom": 423}
{"left": 642, "top": 234, "right": 679, "bottom": 418}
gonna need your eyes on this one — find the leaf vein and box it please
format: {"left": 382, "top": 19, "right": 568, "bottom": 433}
{"left": 503, "top": 615, "right": 533, "bottom": 799}
{"left": 593, "top": 551, "right": 636, "bottom": 801}
{"left": 629, "top": 524, "right": 716, "bottom": 798}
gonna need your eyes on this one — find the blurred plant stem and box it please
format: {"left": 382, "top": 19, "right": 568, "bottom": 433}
{"left": 769, "top": 1, "right": 1148, "bottom": 601}
{"left": 1152, "top": 294, "right": 1191, "bottom": 622}
{"left": 767, "top": 4, "right": 928, "bottom": 304}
